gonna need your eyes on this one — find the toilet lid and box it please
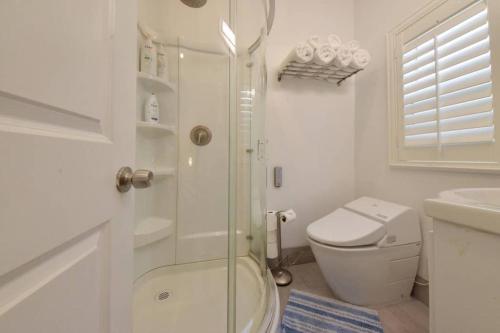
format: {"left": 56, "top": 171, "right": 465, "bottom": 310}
{"left": 307, "top": 208, "right": 386, "bottom": 247}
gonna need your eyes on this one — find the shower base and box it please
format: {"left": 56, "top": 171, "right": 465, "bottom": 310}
{"left": 133, "top": 257, "right": 279, "bottom": 333}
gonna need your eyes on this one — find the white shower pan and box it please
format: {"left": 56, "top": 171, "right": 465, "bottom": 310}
{"left": 133, "top": 257, "right": 279, "bottom": 333}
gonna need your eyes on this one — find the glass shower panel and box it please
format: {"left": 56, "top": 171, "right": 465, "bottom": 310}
{"left": 134, "top": 1, "right": 235, "bottom": 333}
{"left": 237, "top": 34, "right": 268, "bottom": 275}
{"left": 231, "top": 1, "right": 269, "bottom": 332}
{"left": 249, "top": 35, "right": 268, "bottom": 276}
{"left": 133, "top": 1, "right": 273, "bottom": 332}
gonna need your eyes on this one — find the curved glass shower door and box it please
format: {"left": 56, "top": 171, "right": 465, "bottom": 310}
{"left": 133, "top": 1, "right": 272, "bottom": 333}
{"left": 232, "top": 2, "right": 271, "bottom": 332}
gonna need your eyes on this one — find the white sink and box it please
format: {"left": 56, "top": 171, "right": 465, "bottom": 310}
{"left": 438, "top": 188, "right": 500, "bottom": 209}
{"left": 425, "top": 188, "right": 500, "bottom": 332}
{"left": 425, "top": 188, "right": 500, "bottom": 235}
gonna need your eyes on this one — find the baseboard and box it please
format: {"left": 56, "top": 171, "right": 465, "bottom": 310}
{"left": 412, "top": 276, "right": 429, "bottom": 306}
{"left": 267, "top": 246, "right": 316, "bottom": 269}
{"left": 283, "top": 246, "right": 316, "bottom": 265}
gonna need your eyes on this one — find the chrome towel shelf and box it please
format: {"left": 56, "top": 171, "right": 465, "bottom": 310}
{"left": 278, "top": 61, "right": 362, "bottom": 86}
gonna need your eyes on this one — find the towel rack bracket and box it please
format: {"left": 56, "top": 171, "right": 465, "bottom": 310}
{"left": 336, "top": 69, "right": 362, "bottom": 86}
{"left": 278, "top": 71, "right": 284, "bottom": 82}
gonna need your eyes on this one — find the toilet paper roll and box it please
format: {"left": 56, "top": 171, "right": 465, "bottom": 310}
{"left": 267, "top": 242, "right": 278, "bottom": 259}
{"left": 267, "top": 229, "right": 277, "bottom": 244}
{"left": 266, "top": 211, "right": 278, "bottom": 231}
{"left": 279, "top": 209, "right": 297, "bottom": 223}
{"left": 266, "top": 211, "right": 279, "bottom": 259}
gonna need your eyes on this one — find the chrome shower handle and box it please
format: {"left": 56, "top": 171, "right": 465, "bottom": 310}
{"left": 190, "top": 125, "right": 212, "bottom": 146}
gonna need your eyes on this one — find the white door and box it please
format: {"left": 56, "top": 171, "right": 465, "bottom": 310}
{"left": 0, "top": 1, "right": 136, "bottom": 332}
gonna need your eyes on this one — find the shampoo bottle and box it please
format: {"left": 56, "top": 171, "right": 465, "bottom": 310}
{"left": 144, "top": 94, "right": 160, "bottom": 123}
{"left": 157, "top": 43, "right": 169, "bottom": 80}
{"left": 140, "top": 38, "right": 157, "bottom": 76}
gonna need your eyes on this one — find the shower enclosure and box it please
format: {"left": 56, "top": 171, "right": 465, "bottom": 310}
{"left": 133, "top": 1, "right": 277, "bottom": 332}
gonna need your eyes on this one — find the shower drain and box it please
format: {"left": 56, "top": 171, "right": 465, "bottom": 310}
{"left": 156, "top": 290, "right": 172, "bottom": 302}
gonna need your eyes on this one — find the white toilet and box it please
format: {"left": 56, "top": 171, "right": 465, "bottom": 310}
{"left": 307, "top": 197, "right": 421, "bottom": 306}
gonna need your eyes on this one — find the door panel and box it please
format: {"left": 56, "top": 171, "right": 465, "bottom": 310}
{"left": 0, "top": 0, "right": 135, "bottom": 332}
{"left": 0, "top": 0, "right": 115, "bottom": 276}
{"left": 0, "top": 229, "right": 108, "bottom": 333}
{"left": 0, "top": 129, "right": 113, "bottom": 276}
{"left": 0, "top": 0, "right": 113, "bottom": 124}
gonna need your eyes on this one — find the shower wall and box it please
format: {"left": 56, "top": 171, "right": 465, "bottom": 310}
{"left": 176, "top": 47, "right": 249, "bottom": 263}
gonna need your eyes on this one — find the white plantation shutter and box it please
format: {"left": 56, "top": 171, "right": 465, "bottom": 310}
{"left": 402, "top": 0, "right": 494, "bottom": 147}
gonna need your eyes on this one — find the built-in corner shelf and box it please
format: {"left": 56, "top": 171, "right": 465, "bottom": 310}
{"left": 134, "top": 217, "right": 174, "bottom": 249}
{"left": 137, "top": 72, "right": 176, "bottom": 92}
{"left": 136, "top": 121, "right": 176, "bottom": 138}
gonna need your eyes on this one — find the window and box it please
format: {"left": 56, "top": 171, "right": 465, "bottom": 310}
{"left": 387, "top": 0, "right": 500, "bottom": 171}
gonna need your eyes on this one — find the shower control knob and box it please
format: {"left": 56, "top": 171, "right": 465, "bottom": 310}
{"left": 116, "top": 167, "right": 154, "bottom": 193}
{"left": 190, "top": 125, "right": 212, "bottom": 146}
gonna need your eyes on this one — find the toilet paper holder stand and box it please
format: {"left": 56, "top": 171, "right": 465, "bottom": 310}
{"left": 271, "top": 211, "right": 293, "bottom": 287}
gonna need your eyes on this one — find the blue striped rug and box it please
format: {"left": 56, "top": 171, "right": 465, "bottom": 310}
{"left": 282, "top": 290, "right": 384, "bottom": 333}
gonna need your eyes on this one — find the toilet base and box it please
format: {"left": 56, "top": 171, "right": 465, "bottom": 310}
{"left": 309, "top": 238, "right": 421, "bottom": 306}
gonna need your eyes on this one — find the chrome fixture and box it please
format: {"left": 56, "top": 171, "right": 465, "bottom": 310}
{"left": 116, "top": 167, "right": 154, "bottom": 193}
{"left": 271, "top": 211, "right": 293, "bottom": 286}
{"left": 156, "top": 290, "right": 173, "bottom": 302}
{"left": 274, "top": 166, "right": 282, "bottom": 188}
{"left": 180, "top": 0, "right": 207, "bottom": 8}
{"left": 190, "top": 125, "right": 212, "bottom": 146}
{"left": 278, "top": 61, "right": 362, "bottom": 86}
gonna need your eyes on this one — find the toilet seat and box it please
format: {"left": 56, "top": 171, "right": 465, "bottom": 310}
{"left": 306, "top": 208, "right": 386, "bottom": 247}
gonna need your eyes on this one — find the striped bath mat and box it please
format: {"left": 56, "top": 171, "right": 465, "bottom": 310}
{"left": 282, "top": 289, "right": 384, "bottom": 333}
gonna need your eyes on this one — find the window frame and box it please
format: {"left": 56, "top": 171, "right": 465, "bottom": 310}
{"left": 387, "top": 0, "right": 500, "bottom": 173}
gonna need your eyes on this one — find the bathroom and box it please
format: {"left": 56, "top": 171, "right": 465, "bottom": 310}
{"left": 1, "top": 0, "right": 499, "bottom": 332}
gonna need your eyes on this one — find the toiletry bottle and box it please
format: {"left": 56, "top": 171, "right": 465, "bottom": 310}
{"left": 140, "top": 38, "right": 157, "bottom": 76}
{"left": 157, "top": 43, "right": 169, "bottom": 80}
{"left": 144, "top": 93, "right": 160, "bottom": 123}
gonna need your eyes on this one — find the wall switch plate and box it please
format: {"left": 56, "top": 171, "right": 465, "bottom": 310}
{"left": 274, "top": 167, "right": 282, "bottom": 188}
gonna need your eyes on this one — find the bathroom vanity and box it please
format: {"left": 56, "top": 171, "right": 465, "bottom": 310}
{"left": 425, "top": 189, "right": 500, "bottom": 333}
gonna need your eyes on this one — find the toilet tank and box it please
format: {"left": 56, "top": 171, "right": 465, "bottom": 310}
{"left": 345, "top": 197, "right": 421, "bottom": 247}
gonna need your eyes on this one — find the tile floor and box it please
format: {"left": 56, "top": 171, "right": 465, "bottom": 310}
{"left": 277, "top": 262, "right": 429, "bottom": 333}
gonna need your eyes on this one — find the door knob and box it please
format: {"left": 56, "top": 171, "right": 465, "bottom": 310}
{"left": 116, "top": 167, "right": 154, "bottom": 193}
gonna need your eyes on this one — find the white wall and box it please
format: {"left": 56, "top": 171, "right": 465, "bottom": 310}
{"left": 176, "top": 49, "right": 232, "bottom": 264}
{"left": 266, "top": 0, "right": 356, "bottom": 249}
{"left": 354, "top": 0, "right": 500, "bottom": 279}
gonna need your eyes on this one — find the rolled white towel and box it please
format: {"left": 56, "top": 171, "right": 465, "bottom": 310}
{"left": 351, "top": 49, "right": 371, "bottom": 69}
{"left": 327, "top": 34, "right": 342, "bottom": 51}
{"left": 313, "top": 43, "right": 337, "bottom": 66}
{"left": 307, "top": 35, "right": 322, "bottom": 50}
{"left": 284, "top": 42, "right": 314, "bottom": 65}
{"left": 333, "top": 45, "right": 353, "bottom": 68}
{"left": 344, "top": 40, "right": 361, "bottom": 53}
